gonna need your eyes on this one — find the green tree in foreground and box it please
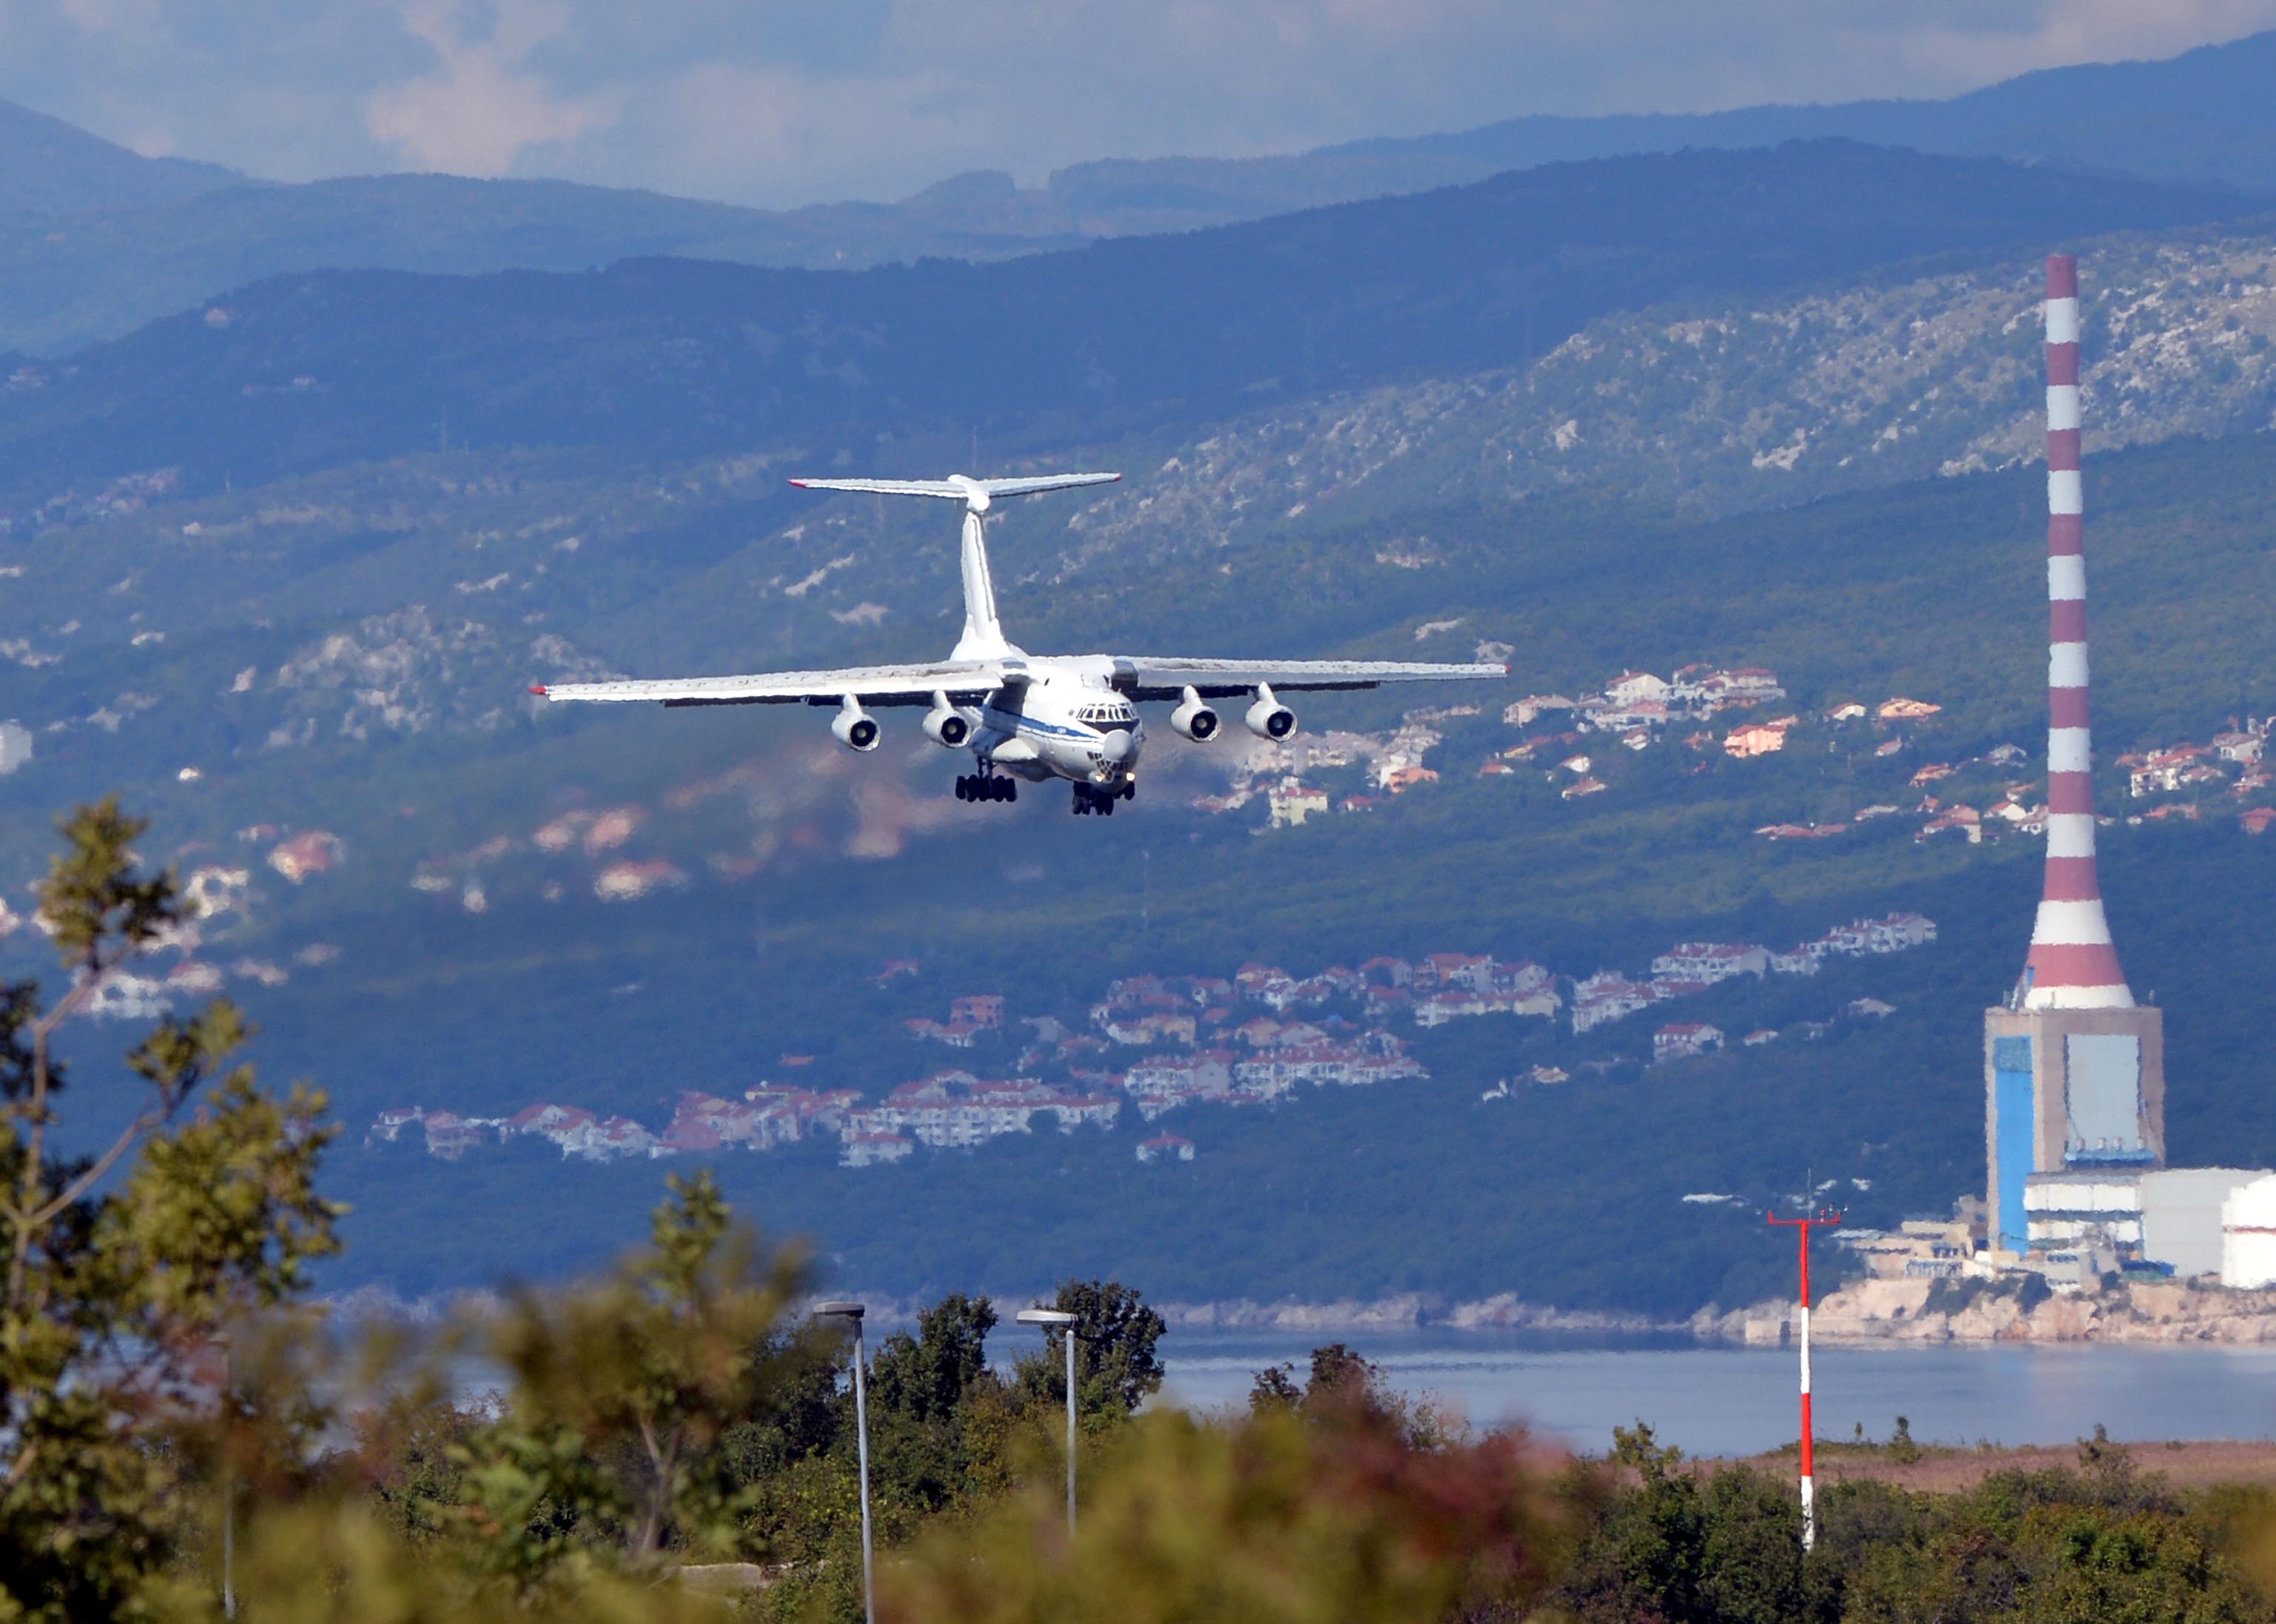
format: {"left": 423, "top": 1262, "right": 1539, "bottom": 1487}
{"left": 1013, "top": 1279, "right": 1165, "bottom": 1417}
{"left": 444, "top": 1170, "right": 817, "bottom": 1585}
{"left": 880, "top": 1398, "right": 1572, "bottom": 1624}
{"left": 0, "top": 798, "right": 340, "bottom": 1620}
{"left": 1249, "top": 1342, "right": 1462, "bottom": 1451}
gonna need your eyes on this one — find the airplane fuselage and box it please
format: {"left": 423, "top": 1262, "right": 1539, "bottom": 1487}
{"left": 976, "top": 667, "right": 1141, "bottom": 786}
{"left": 963, "top": 661, "right": 1142, "bottom": 803}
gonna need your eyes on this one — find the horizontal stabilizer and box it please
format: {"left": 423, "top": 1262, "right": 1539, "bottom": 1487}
{"left": 789, "top": 472, "right": 1119, "bottom": 513}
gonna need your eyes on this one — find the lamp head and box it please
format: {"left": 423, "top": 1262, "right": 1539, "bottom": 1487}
{"left": 1016, "top": 1308, "right": 1078, "bottom": 1327}
{"left": 813, "top": 1300, "right": 867, "bottom": 1321}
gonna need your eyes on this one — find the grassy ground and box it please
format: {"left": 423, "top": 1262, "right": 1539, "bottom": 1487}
{"left": 1723, "top": 1438, "right": 2276, "bottom": 1493}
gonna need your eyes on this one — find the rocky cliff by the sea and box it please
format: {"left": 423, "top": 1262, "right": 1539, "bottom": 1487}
{"left": 1152, "top": 1280, "right": 2276, "bottom": 1345}
{"left": 1711, "top": 1279, "right": 2276, "bottom": 1345}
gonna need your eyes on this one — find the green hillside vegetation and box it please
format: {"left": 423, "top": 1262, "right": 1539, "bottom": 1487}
{"left": 4, "top": 430, "right": 2263, "bottom": 1310}
{"left": 4, "top": 382, "right": 2272, "bottom": 871}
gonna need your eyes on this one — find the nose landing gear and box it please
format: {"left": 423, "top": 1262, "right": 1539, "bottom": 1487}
{"left": 1072, "top": 783, "right": 1129, "bottom": 816}
{"left": 956, "top": 774, "right": 1016, "bottom": 803}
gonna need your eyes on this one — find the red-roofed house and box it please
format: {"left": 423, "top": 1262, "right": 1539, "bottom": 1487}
{"left": 950, "top": 995, "right": 1005, "bottom": 1029}
{"left": 507, "top": 1102, "right": 597, "bottom": 1145}
{"left": 420, "top": 1110, "right": 502, "bottom": 1159}
{"left": 268, "top": 830, "right": 344, "bottom": 884}
{"left": 1725, "top": 723, "right": 1788, "bottom": 759}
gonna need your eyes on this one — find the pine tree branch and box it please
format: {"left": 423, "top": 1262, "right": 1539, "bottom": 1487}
{"left": 28, "top": 1106, "right": 170, "bottom": 1229}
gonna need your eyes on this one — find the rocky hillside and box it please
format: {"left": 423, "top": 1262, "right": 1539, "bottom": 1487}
{"left": 1069, "top": 231, "right": 2276, "bottom": 562}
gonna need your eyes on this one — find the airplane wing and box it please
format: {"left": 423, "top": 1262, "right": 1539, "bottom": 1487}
{"left": 534, "top": 658, "right": 1024, "bottom": 709}
{"left": 1109, "top": 656, "right": 1507, "bottom": 701}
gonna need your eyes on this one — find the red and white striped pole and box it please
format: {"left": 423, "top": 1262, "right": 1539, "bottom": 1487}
{"left": 2023, "top": 255, "right": 2133, "bottom": 1012}
{"left": 1768, "top": 1206, "right": 1840, "bottom": 1551}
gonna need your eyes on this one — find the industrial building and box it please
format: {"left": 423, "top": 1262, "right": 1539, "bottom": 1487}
{"left": 1978, "top": 259, "right": 2266, "bottom": 1286}
{"left": 2223, "top": 1176, "right": 2276, "bottom": 1288}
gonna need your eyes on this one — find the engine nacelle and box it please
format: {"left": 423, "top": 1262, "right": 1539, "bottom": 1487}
{"left": 1170, "top": 686, "right": 1220, "bottom": 743}
{"left": 832, "top": 697, "right": 881, "bottom": 752}
{"left": 922, "top": 693, "right": 972, "bottom": 749}
{"left": 1245, "top": 683, "right": 1298, "bottom": 742}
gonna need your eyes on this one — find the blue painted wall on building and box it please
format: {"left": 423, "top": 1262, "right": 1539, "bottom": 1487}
{"left": 1994, "top": 1035, "right": 2035, "bottom": 1250}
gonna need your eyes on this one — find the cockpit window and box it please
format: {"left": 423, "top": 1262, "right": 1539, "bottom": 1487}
{"left": 1077, "top": 701, "right": 1137, "bottom": 730}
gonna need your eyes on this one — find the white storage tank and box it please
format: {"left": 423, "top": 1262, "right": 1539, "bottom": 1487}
{"left": 2140, "top": 1168, "right": 2269, "bottom": 1279}
{"left": 2221, "top": 1174, "right": 2276, "bottom": 1289}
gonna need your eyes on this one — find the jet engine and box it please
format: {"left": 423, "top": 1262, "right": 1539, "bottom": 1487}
{"left": 922, "top": 693, "right": 972, "bottom": 749}
{"left": 832, "top": 696, "right": 882, "bottom": 752}
{"left": 1170, "top": 686, "right": 1220, "bottom": 743}
{"left": 1244, "top": 683, "right": 1298, "bottom": 742}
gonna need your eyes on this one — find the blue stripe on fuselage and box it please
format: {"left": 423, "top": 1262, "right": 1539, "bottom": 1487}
{"left": 989, "top": 710, "right": 1095, "bottom": 743}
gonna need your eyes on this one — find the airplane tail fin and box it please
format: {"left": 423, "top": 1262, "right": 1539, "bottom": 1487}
{"left": 789, "top": 472, "right": 1120, "bottom": 661}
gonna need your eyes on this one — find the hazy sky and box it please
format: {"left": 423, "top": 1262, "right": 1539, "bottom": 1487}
{"left": 4, "top": 0, "right": 2274, "bottom": 208}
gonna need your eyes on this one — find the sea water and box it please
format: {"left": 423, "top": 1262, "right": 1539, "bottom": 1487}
{"left": 1149, "top": 1331, "right": 2276, "bottom": 1456}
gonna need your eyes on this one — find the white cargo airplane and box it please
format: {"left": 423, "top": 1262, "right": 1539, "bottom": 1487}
{"left": 534, "top": 473, "right": 1506, "bottom": 815}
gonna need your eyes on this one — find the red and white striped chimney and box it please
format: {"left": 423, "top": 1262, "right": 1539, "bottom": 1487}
{"left": 2023, "top": 254, "right": 2132, "bottom": 1011}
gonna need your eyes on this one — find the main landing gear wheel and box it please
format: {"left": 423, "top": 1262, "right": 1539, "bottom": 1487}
{"left": 955, "top": 775, "right": 1016, "bottom": 803}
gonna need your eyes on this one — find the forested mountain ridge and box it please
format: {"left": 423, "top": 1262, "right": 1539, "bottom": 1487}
{"left": 0, "top": 96, "right": 236, "bottom": 216}
{"left": 0, "top": 170, "right": 1093, "bottom": 357}
{"left": 9, "top": 30, "right": 2276, "bottom": 354}
{"left": 0, "top": 142, "right": 2257, "bottom": 509}
{"left": 1310, "top": 28, "right": 2276, "bottom": 198}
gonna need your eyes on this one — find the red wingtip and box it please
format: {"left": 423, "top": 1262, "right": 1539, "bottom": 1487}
{"left": 528, "top": 683, "right": 548, "bottom": 696}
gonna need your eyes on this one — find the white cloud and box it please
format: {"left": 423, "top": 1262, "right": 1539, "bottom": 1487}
{"left": 362, "top": 0, "right": 617, "bottom": 175}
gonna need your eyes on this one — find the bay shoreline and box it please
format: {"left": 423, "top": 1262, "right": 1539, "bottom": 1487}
{"left": 1154, "top": 1279, "right": 2276, "bottom": 1345}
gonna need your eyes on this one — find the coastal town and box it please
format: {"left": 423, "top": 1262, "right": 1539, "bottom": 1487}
{"left": 1212, "top": 657, "right": 1803, "bottom": 821}
{"left": 365, "top": 905, "right": 1937, "bottom": 1170}
{"left": 1207, "top": 653, "right": 2276, "bottom": 845}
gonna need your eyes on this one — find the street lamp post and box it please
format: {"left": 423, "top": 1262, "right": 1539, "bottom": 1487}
{"left": 814, "top": 1302, "right": 875, "bottom": 1624}
{"left": 218, "top": 1333, "right": 234, "bottom": 1620}
{"left": 1016, "top": 1308, "right": 1079, "bottom": 1534}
